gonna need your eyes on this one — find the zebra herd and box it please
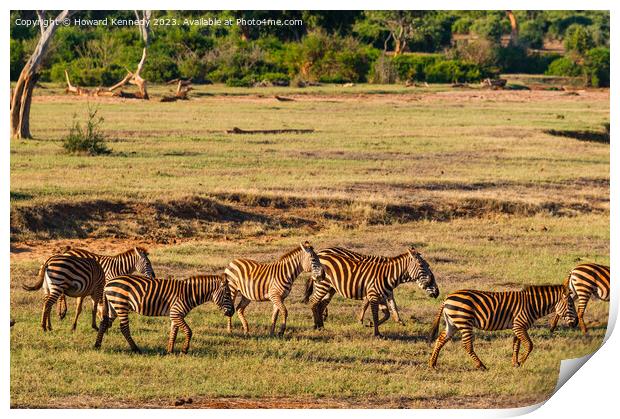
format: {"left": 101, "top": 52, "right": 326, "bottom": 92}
{"left": 22, "top": 243, "right": 610, "bottom": 369}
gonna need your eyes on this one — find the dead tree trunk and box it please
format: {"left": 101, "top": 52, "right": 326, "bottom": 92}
{"left": 506, "top": 11, "right": 519, "bottom": 45}
{"left": 10, "top": 10, "right": 74, "bottom": 139}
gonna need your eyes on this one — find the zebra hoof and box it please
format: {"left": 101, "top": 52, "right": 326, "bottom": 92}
{"left": 477, "top": 364, "right": 488, "bottom": 371}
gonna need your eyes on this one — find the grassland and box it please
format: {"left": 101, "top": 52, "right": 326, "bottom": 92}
{"left": 10, "top": 81, "right": 609, "bottom": 408}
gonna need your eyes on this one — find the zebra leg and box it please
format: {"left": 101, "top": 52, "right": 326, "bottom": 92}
{"left": 42, "top": 293, "right": 60, "bottom": 332}
{"left": 387, "top": 296, "right": 404, "bottom": 325}
{"left": 370, "top": 300, "right": 384, "bottom": 338}
{"left": 270, "top": 297, "right": 288, "bottom": 337}
{"left": 358, "top": 298, "right": 370, "bottom": 324}
{"left": 174, "top": 317, "right": 193, "bottom": 354}
{"left": 514, "top": 326, "right": 534, "bottom": 366}
{"left": 429, "top": 321, "right": 456, "bottom": 369}
{"left": 167, "top": 321, "right": 179, "bottom": 353}
{"left": 57, "top": 294, "right": 67, "bottom": 320}
{"left": 576, "top": 293, "right": 592, "bottom": 335}
{"left": 94, "top": 297, "right": 115, "bottom": 349}
{"left": 236, "top": 296, "right": 251, "bottom": 335}
{"left": 71, "top": 297, "right": 84, "bottom": 332}
{"left": 118, "top": 314, "right": 141, "bottom": 353}
{"left": 91, "top": 296, "right": 99, "bottom": 331}
{"left": 227, "top": 289, "right": 238, "bottom": 333}
{"left": 512, "top": 336, "right": 522, "bottom": 367}
{"left": 269, "top": 305, "right": 280, "bottom": 337}
{"left": 549, "top": 314, "right": 560, "bottom": 334}
{"left": 460, "top": 328, "right": 486, "bottom": 370}
{"left": 310, "top": 286, "right": 332, "bottom": 330}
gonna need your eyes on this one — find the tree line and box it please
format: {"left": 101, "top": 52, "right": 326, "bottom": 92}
{"left": 11, "top": 10, "right": 609, "bottom": 89}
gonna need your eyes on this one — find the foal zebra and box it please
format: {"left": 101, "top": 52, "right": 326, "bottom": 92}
{"left": 56, "top": 246, "right": 156, "bottom": 331}
{"left": 428, "top": 284, "right": 577, "bottom": 370}
{"left": 95, "top": 274, "right": 234, "bottom": 353}
{"left": 550, "top": 263, "right": 610, "bottom": 335}
{"left": 224, "top": 241, "right": 323, "bottom": 336}
{"left": 305, "top": 247, "right": 439, "bottom": 337}
{"left": 23, "top": 255, "right": 106, "bottom": 332}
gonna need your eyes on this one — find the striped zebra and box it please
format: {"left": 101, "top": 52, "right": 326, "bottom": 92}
{"left": 56, "top": 246, "right": 156, "bottom": 331}
{"left": 305, "top": 247, "right": 439, "bottom": 337}
{"left": 224, "top": 241, "right": 323, "bottom": 336}
{"left": 428, "top": 284, "right": 577, "bottom": 370}
{"left": 550, "top": 263, "right": 610, "bottom": 335}
{"left": 22, "top": 255, "right": 106, "bottom": 332}
{"left": 303, "top": 247, "right": 412, "bottom": 326}
{"left": 94, "top": 274, "right": 234, "bottom": 354}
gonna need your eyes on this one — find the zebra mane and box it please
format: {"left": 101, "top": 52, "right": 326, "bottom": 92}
{"left": 134, "top": 246, "right": 149, "bottom": 254}
{"left": 521, "top": 284, "right": 563, "bottom": 293}
{"left": 278, "top": 246, "right": 303, "bottom": 261}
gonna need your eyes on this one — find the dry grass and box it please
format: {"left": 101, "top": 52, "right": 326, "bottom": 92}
{"left": 10, "top": 83, "right": 609, "bottom": 408}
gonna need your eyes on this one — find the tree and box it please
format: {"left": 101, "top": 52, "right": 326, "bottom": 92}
{"left": 365, "top": 11, "right": 432, "bottom": 55}
{"left": 506, "top": 11, "right": 518, "bottom": 45}
{"left": 10, "top": 10, "right": 74, "bottom": 139}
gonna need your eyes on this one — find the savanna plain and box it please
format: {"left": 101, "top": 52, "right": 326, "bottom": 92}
{"left": 10, "top": 82, "right": 609, "bottom": 408}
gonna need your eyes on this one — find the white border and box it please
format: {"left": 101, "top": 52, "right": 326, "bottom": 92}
{"left": 3, "top": 1, "right": 616, "bottom": 417}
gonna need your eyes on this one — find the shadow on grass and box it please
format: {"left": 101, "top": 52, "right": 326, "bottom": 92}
{"left": 544, "top": 129, "right": 610, "bottom": 144}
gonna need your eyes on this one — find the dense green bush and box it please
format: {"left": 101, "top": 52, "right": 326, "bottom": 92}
{"left": 584, "top": 47, "right": 610, "bottom": 87}
{"left": 519, "top": 20, "right": 545, "bottom": 49}
{"left": 10, "top": 39, "right": 25, "bottom": 80}
{"left": 50, "top": 58, "right": 126, "bottom": 86}
{"left": 391, "top": 53, "right": 441, "bottom": 81}
{"left": 496, "top": 46, "right": 560, "bottom": 74}
{"left": 545, "top": 57, "right": 583, "bottom": 77}
{"left": 470, "top": 15, "right": 504, "bottom": 42}
{"left": 564, "top": 24, "right": 595, "bottom": 54}
{"left": 425, "top": 60, "right": 490, "bottom": 83}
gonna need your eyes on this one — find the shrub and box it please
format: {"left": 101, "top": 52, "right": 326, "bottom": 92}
{"left": 425, "top": 60, "right": 490, "bottom": 83}
{"left": 10, "top": 39, "right": 24, "bottom": 81}
{"left": 496, "top": 46, "right": 561, "bottom": 74}
{"left": 63, "top": 107, "right": 110, "bottom": 156}
{"left": 50, "top": 59, "right": 126, "bottom": 86}
{"left": 564, "top": 24, "right": 595, "bottom": 55}
{"left": 584, "top": 47, "right": 610, "bottom": 87}
{"left": 519, "top": 20, "right": 545, "bottom": 49}
{"left": 470, "top": 15, "right": 504, "bottom": 42}
{"left": 545, "top": 57, "right": 583, "bottom": 77}
{"left": 391, "top": 53, "right": 441, "bottom": 81}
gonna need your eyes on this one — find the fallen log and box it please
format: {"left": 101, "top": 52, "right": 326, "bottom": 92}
{"left": 226, "top": 127, "right": 315, "bottom": 135}
{"left": 274, "top": 95, "right": 294, "bottom": 102}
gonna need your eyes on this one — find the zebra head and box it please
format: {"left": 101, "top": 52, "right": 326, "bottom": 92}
{"left": 213, "top": 274, "right": 235, "bottom": 317}
{"left": 556, "top": 286, "right": 578, "bottom": 328}
{"left": 300, "top": 241, "right": 324, "bottom": 280}
{"left": 406, "top": 247, "right": 439, "bottom": 298}
{"left": 134, "top": 247, "right": 156, "bottom": 279}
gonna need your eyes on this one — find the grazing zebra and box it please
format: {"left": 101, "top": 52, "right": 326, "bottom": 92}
{"left": 428, "top": 284, "right": 577, "bottom": 370}
{"left": 55, "top": 246, "right": 156, "bottom": 331}
{"left": 550, "top": 263, "right": 610, "bottom": 335}
{"left": 224, "top": 241, "right": 323, "bottom": 336}
{"left": 303, "top": 247, "right": 411, "bottom": 326}
{"left": 305, "top": 247, "right": 439, "bottom": 337}
{"left": 95, "top": 274, "right": 234, "bottom": 354}
{"left": 22, "top": 255, "right": 106, "bottom": 332}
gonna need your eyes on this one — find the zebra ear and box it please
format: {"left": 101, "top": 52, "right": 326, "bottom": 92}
{"left": 301, "top": 241, "right": 312, "bottom": 252}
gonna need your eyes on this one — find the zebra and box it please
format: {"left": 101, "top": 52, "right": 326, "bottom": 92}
{"left": 303, "top": 247, "right": 413, "bottom": 326}
{"left": 94, "top": 274, "right": 234, "bottom": 354}
{"left": 550, "top": 263, "right": 610, "bottom": 335}
{"left": 305, "top": 247, "right": 439, "bottom": 337}
{"left": 224, "top": 241, "right": 323, "bottom": 337}
{"left": 22, "top": 255, "right": 106, "bottom": 332}
{"left": 428, "top": 284, "right": 577, "bottom": 370}
{"left": 55, "top": 246, "right": 156, "bottom": 331}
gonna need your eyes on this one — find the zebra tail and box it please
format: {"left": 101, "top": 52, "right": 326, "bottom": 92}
{"left": 23, "top": 261, "right": 48, "bottom": 291}
{"left": 428, "top": 303, "right": 445, "bottom": 345}
{"left": 302, "top": 276, "right": 314, "bottom": 304}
